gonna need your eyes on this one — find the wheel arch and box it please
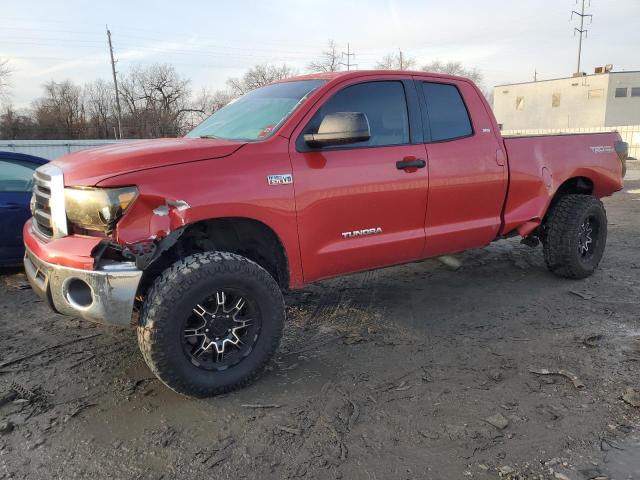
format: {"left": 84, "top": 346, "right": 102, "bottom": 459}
{"left": 505, "top": 174, "right": 597, "bottom": 238}
{"left": 183, "top": 216, "right": 290, "bottom": 288}
{"left": 548, "top": 175, "right": 594, "bottom": 208}
{"left": 139, "top": 216, "right": 292, "bottom": 293}
{"left": 537, "top": 176, "right": 595, "bottom": 234}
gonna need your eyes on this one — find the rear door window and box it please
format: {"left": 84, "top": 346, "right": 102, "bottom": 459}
{"left": 421, "top": 82, "right": 473, "bottom": 142}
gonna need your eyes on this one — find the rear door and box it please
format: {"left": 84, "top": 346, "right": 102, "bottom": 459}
{"left": 416, "top": 78, "right": 508, "bottom": 256}
{"left": 289, "top": 77, "right": 428, "bottom": 282}
{"left": 0, "top": 159, "right": 40, "bottom": 263}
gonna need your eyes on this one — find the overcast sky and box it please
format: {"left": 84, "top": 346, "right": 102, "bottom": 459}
{"left": 1, "top": 0, "right": 638, "bottom": 108}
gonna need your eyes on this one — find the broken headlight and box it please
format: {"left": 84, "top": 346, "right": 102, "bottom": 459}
{"left": 65, "top": 186, "right": 138, "bottom": 233}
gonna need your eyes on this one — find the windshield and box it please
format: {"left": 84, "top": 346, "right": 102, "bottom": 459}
{"left": 186, "top": 79, "right": 326, "bottom": 141}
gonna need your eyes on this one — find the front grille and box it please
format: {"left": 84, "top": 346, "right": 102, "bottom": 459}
{"left": 32, "top": 170, "right": 54, "bottom": 238}
{"left": 31, "top": 164, "right": 67, "bottom": 240}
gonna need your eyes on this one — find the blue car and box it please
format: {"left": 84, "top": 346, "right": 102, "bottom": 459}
{"left": 0, "top": 152, "right": 49, "bottom": 266}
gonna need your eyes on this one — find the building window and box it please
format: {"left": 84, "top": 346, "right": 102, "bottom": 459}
{"left": 515, "top": 96, "right": 524, "bottom": 111}
{"left": 588, "top": 89, "right": 604, "bottom": 99}
{"left": 631, "top": 87, "right": 640, "bottom": 97}
{"left": 615, "top": 87, "right": 628, "bottom": 98}
{"left": 552, "top": 93, "right": 561, "bottom": 107}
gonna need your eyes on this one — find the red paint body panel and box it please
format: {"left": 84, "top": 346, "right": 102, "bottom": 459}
{"left": 54, "top": 138, "right": 245, "bottom": 186}
{"left": 501, "top": 132, "right": 624, "bottom": 236}
{"left": 288, "top": 73, "right": 429, "bottom": 282}
{"left": 24, "top": 70, "right": 624, "bottom": 289}
{"left": 290, "top": 144, "right": 429, "bottom": 282}
{"left": 96, "top": 137, "right": 305, "bottom": 288}
{"left": 23, "top": 220, "right": 101, "bottom": 270}
{"left": 419, "top": 76, "right": 508, "bottom": 257}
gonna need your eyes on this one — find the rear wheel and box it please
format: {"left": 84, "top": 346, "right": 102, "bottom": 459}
{"left": 542, "top": 194, "right": 607, "bottom": 279}
{"left": 137, "top": 251, "right": 284, "bottom": 397}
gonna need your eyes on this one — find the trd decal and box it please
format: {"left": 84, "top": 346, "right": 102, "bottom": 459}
{"left": 590, "top": 146, "right": 614, "bottom": 153}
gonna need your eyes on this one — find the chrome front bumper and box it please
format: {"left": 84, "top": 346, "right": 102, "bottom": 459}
{"left": 24, "top": 246, "right": 142, "bottom": 327}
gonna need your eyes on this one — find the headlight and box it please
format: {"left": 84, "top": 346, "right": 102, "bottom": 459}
{"left": 65, "top": 186, "right": 138, "bottom": 232}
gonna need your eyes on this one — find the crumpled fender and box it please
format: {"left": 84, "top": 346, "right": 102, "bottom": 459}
{"left": 111, "top": 192, "right": 191, "bottom": 245}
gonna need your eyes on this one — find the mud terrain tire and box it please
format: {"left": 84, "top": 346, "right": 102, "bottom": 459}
{"left": 543, "top": 194, "right": 607, "bottom": 279}
{"left": 137, "top": 251, "right": 284, "bottom": 398}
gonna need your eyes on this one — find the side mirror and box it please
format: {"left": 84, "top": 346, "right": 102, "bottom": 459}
{"left": 304, "top": 112, "right": 370, "bottom": 148}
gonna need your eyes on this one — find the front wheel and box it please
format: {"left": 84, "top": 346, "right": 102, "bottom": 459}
{"left": 542, "top": 194, "right": 608, "bottom": 279}
{"left": 137, "top": 251, "right": 285, "bottom": 397}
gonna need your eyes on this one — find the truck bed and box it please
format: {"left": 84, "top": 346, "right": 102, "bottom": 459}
{"left": 500, "top": 131, "right": 624, "bottom": 236}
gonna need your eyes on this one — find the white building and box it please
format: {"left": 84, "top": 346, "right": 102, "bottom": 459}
{"left": 493, "top": 70, "right": 640, "bottom": 130}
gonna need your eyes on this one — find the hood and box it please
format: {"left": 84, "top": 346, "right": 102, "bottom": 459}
{"left": 53, "top": 137, "right": 246, "bottom": 186}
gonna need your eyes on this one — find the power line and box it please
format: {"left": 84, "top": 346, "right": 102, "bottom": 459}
{"left": 106, "top": 26, "right": 123, "bottom": 139}
{"left": 571, "top": 0, "right": 593, "bottom": 75}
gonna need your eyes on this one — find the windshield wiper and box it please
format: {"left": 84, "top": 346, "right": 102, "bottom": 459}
{"left": 199, "top": 134, "right": 220, "bottom": 139}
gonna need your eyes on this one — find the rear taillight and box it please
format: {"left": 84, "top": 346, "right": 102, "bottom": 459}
{"left": 614, "top": 140, "right": 628, "bottom": 178}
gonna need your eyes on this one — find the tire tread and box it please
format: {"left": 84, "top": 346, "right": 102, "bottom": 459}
{"left": 543, "top": 194, "right": 607, "bottom": 279}
{"left": 137, "top": 251, "right": 284, "bottom": 398}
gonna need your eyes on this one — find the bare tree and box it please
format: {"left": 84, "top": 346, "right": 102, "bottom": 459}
{"left": 184, "top": 87, "right": 235, "bottom": 131}
{"left": 84, "top": 79, "right": 116, "bottom": 138}
{"left": 227, "top": 63, "right": 296, "bottom": 96}
{"left": 118, "top": 63, "right": 196, "bottom": 137}
{"left": 308, "top": 40, "right": 342, "bottom": 73}
{"left": 375, "top": 51, "right": 416, "bottom": 71}
{"left": 0, "top": 60, "right": 306, "bottom": 139}
{"left": 421, "top": 60, "right": 483, "bottom": 84}
{"left": 192, "top": 87, "right": 233, "bottom": 115}
{"left": 0, "top": 58, "right": 12, "bottom": 100}
{"left": 33, "top": 80, "right": 85, "bottom": 138}
{"left": 0, "top": 105, "right": 37, "bottom": 139}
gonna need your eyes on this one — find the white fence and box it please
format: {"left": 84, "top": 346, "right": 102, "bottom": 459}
{"left": 502, "top": 125, "right": 640, "bottom": 159}
{"left": 0, "top": 139, "right": 135, "bottom": 160}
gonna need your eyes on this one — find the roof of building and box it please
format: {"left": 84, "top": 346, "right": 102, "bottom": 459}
{"left": 494, "top": 71, "right": 640, "bottom": 88}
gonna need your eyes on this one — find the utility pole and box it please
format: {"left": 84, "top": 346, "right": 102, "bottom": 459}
{"left": 534, "top": 68, "right": 538, "bottom": 81}
{"left": 106, "top": 25, "right": 124, "bottom": 139}
{"left": 571, "top": 0, "right": 592, "bottom": 75}
{"left": 398, "top": 48, "right": 404, "bottom": 70}
{"left": 340, "top": 43, "right": 356, "bottom": 71}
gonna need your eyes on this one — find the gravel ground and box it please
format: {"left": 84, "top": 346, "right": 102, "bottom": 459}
{"left": 0, "top": 168, "right": 638, "bottom": 480}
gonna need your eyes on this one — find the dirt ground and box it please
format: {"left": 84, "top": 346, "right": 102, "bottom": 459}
{"left": 1, "top": 168, "right": 639, "bottom": 480}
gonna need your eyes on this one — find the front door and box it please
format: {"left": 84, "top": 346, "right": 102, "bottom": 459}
{"left": 289, "top": 78, "right": 429, "bottom": 282}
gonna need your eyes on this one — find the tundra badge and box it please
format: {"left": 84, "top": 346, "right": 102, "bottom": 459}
{"left": 268, "top": 174, "right": 293, "bottom": 185}
{"left": 342, "top": 227, "right": 383, "bottom": 239}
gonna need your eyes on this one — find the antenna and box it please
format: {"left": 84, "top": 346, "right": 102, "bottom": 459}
{"left": 571, "top": 0, "right": 593, "bottom": 75}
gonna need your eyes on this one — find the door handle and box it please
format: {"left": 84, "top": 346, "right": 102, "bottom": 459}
{"left": 396, "top": 158, "right": 426, "bottom": 170}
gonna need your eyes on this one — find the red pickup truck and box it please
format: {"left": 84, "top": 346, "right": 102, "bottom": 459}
{"left": 23, "top": 71, "right": 628, "bottom": 397}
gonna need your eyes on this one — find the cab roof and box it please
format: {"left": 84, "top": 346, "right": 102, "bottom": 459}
{"left": 279, "top": 69, "right": 472, "bottom": 84}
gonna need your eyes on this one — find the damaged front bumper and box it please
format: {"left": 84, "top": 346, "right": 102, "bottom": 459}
{"left": 23, "top": 241, "right": 142, "bottom": 327}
